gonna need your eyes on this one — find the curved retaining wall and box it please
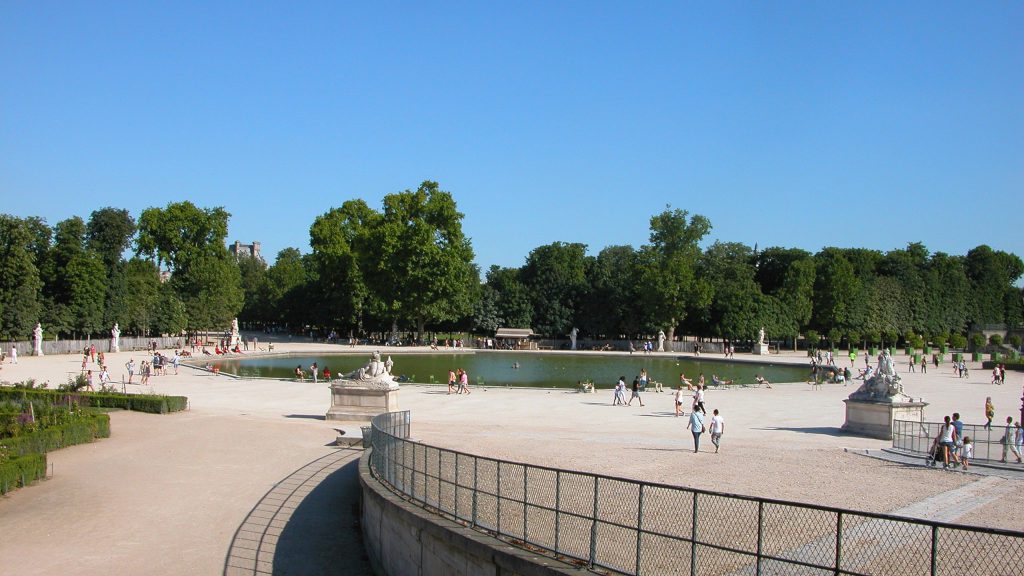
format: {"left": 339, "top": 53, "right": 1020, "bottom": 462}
{"left": 358, "top": 452, "right": 582, "bottom": 576}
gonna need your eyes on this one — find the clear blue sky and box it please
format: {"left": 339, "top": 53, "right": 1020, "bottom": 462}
{"left": 2, "top": 2, "right": 1021, "bottom": 273}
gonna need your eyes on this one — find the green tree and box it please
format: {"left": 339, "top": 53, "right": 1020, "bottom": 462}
{"left": 636, "top": 207, "right": 712, "bottom": 342}
{"left": 45, "top": 217, "right": 107, "bottom": 337}
{"left": 812, "top": 248, "right": 860, "bottom": 335}
{"left": 964, "top": 245, "right": 1024, "bottom": 325}
{"left": 521, "top": 242, "right": 589, "bottom": 337}
{"left": 581, "top": 245, "right": 641, "bottom": 338}
{"left": 86, "top": 207, "right": 136, "bottom": 272}
{"left": 106, "top": 258, "right": 162, "bottom": 335}
{"left": 698, "top": 242, "right": 762, "bottom": 340}
{"left": 136, "top": 202, "right": 230, "bottom": 272}
{"left": 265, "top": 248, "right": 308, "bottom": 327}
{"left": 0, "top": 215, "right": 44, "bottom": 338}
{"left": 308, "top": 200, "right": 378, "bottom": 331}
{"left": 170, "top": 252, "right": 244, "bottom": 331}
{"left": 364, "top": 182, "right": 477, "bottom": 337}
{"left": 485, "top": 266, "right": 533, "bottom": 330}
{"left": 237, "top": 254, "right": 270, "bottom": 326}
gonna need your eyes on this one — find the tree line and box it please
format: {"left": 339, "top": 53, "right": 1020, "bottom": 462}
{"left": 1, "top": 181, "right": 1021, "bottom": 348}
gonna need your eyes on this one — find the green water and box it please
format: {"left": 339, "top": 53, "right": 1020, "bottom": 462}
{"left": 208, "top": 352, "right": 808, "bottom": 388}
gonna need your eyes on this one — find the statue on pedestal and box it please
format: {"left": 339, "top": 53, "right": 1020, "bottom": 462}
{"left": 341, "top": 351, "right": 399, "bottom": 390}
{"left": 33, "top": 323, "right": 44, "bottom": 356}
{"left": 657, "top": 330, "right": 666, "bottom": 352}
{"left": 229, "top": 318, "right": 240, "bottom": 348}
{"left": 111, "top": 323, "right": 121, "bottom": 353}
{"left": 849, "top": 350, "right": 907, "bottom": 402}
{"left": 758, "top": 327, "right": 766, "bottom": 344}
{"left": 569, "top": 327, "right": 578, "bottom": 350}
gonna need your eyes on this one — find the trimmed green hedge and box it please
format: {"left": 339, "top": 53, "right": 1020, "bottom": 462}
{"left": 981, "top": 360, "right": 1024, "bottom": 371}
{"left": 1, "top": 413, "right": 110, "bottom": 458}
{"left": 0, "top": 389, "right": 187, "bottom": 414}
{"left": 0, "top": 453, "right": 46, "bottom": 495}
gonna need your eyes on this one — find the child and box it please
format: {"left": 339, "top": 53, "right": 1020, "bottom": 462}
{"left": 961, "top": 437, "right": 973, "bottom": 470}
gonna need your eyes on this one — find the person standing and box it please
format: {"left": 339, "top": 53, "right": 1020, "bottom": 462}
{"left": 709, "top": 409, "right": 725, "bottom": 453}
{"left": 447, "top": 369, "right": 456, "bottom": 395}
{"left": 1000, "top": 417, "right": 1022, "bottom": 463}
{"left": 172, "top": 351, "right": 180, "bottom": 375}
{"left": 688, "top": 409, "right": 706, "bottom": 453}
{"left": 125, "top": 358, "right": 136, "bottom": 384}
{"left": 310, "top": 362, "right": 319, "bottom": 383}
{"left": 458, "top": 368, "right": 470, "bottom": 394}
{"left": 951, "top": 413, "right": 965, "bottom": 466}
{"left": 693, "top": 384, "right": 706, "bottom": 415}
{"left": 984, "top": 397, "right": 995, "bottom": 429}
{"left": 639, "top": 368, "right": 649, "bottom": 392}
{"left": 673, "top": 384, "right": 686, "bottom": 416}
{"left": 920, "top": 356, "right": 927, "bottom": 373}
{"left": 627, "top": 376, "right": 644, "bottom": 407}
{"left": 9, "top": 345, "right": 16, "bottom": 364}
{"left": 936, "top": 415, "right": 957, "bottom": 469}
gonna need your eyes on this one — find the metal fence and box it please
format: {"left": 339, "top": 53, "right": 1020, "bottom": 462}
{"left": 3, "top": 336, "right": 185, "bottom": 357}
{"left": 367, "top": 411, "right": 1024, "bottom": 576}
{"left": 893, "top": 419, "right": 1024, "bottom": 464}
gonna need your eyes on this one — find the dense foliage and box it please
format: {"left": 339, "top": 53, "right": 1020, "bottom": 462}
{"left": 2, "top": 186, "right": 1021, "bottom": 344}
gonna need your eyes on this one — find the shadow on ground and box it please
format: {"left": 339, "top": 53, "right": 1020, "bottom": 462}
{"left": 753, "top": 426, "right": 846, "bottom": 437}
{"left": 223, "top": 448, "right": 372, "bottom": 576}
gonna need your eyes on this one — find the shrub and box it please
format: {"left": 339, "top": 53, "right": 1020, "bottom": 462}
{"left": 1, "top": 413, "right": 110, "bottom": 458}
{"left": 1010, "top": 334, "right": 1022, "bottom": 348}
{"left": 970, "top": 333, "right": 986, "bottom": 349}
{"left": 911, "top": 337, "right": 925, "bottom": 350}
{"left": 0, "top": 453, "right": 46, "bottom": 495}
{"left": 949, "top": 334, "right": 967, "bottom": 349}
{"left": 804, "top": 330, "right": 819, "bottom": 350}
{"left": 989, "top": 334, "right": 1004, "bottom": 346}
{"left": 0, "top": 389, "right": 188, "bottom": 415}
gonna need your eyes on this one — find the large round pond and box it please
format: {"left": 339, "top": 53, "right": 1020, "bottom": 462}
{"left": 208, "top": 352, "right": 808, "bottom": 389}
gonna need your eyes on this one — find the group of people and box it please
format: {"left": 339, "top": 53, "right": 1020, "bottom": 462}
{"left": 991, "top": 364, "right": 1007, "bottom": 385}
{"left": 446, "top": 368, "right": 471, "bottom": 394}
{"left": 124, "top": 351, "right": 181, "bottom": 385}
{"left": 932, "top": 406, "right": 1024, "bottom": 469}
{"left": 294, "top": 363, "right": 332, "bottom": 382}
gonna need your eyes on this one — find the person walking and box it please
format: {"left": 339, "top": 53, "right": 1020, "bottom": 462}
{"left": 688, "top": 409, "right": 706, "bottom": 453}
{"left": 627, "top": 376, "right": 644, "bottom": 407}
{"left": 9, "top": 345, "right": 16, "bottom": 364}
{"left": 999, "top": 417, "right": 1021, "bottom": 463}
{"left": 674, "top": 384, "right": 686, "bottom": 416}
{"left": 951, "top": 413, "right": 965, "bottom": 466}
{"left": 457, "top": 368, "right": 470, "bottom": 394}
{"left": 709, "top": 409, "right": 725, "bottom": 453}
{"left": 693, "top": 384, "right": 706, "bottom": 415}
{"left": 447, "top": 369, "right": 456, "bottom": 395}
{"left": 961, "top": 437, "right": 974, "bottom": 469}
{"left": 125, "top": 358, "right": 136, "bottom": 384}
{"left": 310, "top": 362, "right": 318, "bottom": 383}
{"left": 920, "top": 356, "right": 927, "bottom": 373}
{"left": 613, "top": 377, "right": 627, "bottom": 406}
{"left": 984, "top": 397, "right": 995, "bottom": 430}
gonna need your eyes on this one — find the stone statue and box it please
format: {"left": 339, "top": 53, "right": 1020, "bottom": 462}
{"left": 341, "top": 351, "right": 398, "bottom": 389}
{"left": 111, "top": 323, "right": 121, "bottom": 353}
{"left": 657, "top": 330, "right": 666, "bottom": 352}
{"left": 229, "top": 318, "right": 240, "bottom": 348}
{"left": 569, "top": 327, "right": 578, "bottom": 350}
{"left": 33, "top": 323, "right": 44, "bottom": 356}
{"left": 758, "top": 327, "right": 766, "bottom": 344}
{"left": 849, "top": 350, "right": 907, "bottom": 402}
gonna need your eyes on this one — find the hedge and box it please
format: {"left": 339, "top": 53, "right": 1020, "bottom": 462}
{"left": 981, "top": 360, "right": 1024, "bottom": 372}
{"left": 1, "top": 413, "right": 110, "bottom": 458}
{"left": 0, "top": 389, "right": 188, "bottom": 414}
{"left": 0, "top": 453, "right": 47, "bottom": 495}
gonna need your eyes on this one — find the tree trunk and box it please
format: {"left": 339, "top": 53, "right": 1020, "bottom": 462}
{"left": 666, "top": 319, "right": 677, "bottom": 349}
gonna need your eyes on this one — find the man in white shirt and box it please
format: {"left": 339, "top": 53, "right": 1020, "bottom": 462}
{"left": 709, "top": 409, "right": 725, "bottom": 453}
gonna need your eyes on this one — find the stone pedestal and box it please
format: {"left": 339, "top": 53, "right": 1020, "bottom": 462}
{"left": 842, "top": 398, "right": 927, "bottom": 440}
{"left": 753, "top": 342, "right": 770, "bottom": 355}
{"left": 326, "top": 383, "right": 399, "bottom": 423}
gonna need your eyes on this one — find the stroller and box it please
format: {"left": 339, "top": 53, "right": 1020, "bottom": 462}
{"left": 924, "top": 438, "right": 946, "bottom": 468}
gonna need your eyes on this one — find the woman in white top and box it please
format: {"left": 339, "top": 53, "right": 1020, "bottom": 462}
{"left": 674, "top": 385, "right": 685, "bottom": 417}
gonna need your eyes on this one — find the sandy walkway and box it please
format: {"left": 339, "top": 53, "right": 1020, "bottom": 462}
{"left": 0, "top": 341, "right": 1021, "bottom": 575}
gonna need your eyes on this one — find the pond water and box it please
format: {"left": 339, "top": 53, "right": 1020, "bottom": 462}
{"left": 208, "top": 352, "right": 808, "bottom": 389}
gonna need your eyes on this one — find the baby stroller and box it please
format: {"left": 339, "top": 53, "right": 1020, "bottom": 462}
{"left": 924, "top": 439, "right": 945, "bottom": 468}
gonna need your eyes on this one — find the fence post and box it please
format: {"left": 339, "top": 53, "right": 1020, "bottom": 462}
{"left": 930, "top": 525, "right": 938, "bottom": 575}
{"left": 412, "top": 442, "right": 417, "bottom": 502}
{"left": 635, "top": 483, "right": 645, "bottom": 576}
{"left": 523, "top": 466, "right": 529, "bottom": 541}
{"left": 835, "top": 511, "right": 843, "bottom": 575}
{"left": 472, "top": 458, "right": 479, "bottom": 527}
{"left": 589, "top": 475, "right": 599, "bottom": 569}
{"left": 756, "top": 500, "right": 764, "bottom": 575}
{"left": 454, "top": 453, "right": 460, "bottom": 520}
{"left": 497, "top": 462, "right": 503, "bottom": 533}
{"left": 554, "top": 470, "right": 561, "bottom": 554}
{"left": 691, "top": 492, "right": 698, "bottom": 576}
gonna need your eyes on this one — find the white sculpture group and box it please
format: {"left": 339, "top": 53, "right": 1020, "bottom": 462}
{"left": 342, "top": 351, "right": 398, "bottom": 390}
